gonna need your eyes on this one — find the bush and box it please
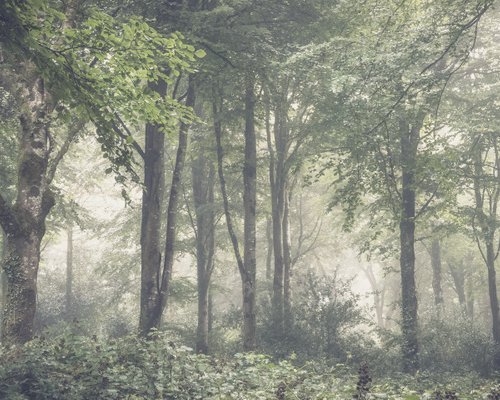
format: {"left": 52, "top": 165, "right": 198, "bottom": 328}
{"left": 418, "top": 308, "right": 495, "bottom": 374}
{"left": 260, "top": 271, "right": 369, "bottom": 363}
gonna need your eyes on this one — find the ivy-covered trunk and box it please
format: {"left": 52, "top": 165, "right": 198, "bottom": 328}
{"left": 0, "top": 74, "right": 55, "bottom": 345}
{"left": 399, "top": 118, "right": 420, "bottom": 373}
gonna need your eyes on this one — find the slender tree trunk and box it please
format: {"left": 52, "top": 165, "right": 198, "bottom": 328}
{"left": 139, "top": 79, "right": 167, "bottom": 335}
{"left": 65, "top": 225, "right": 74, "bottom": 319}
{"left": 399, "top": 118, "right": 420, "bottom": 373}
{"left": 0, "top": 230, "right": 7, "bottom": 340}
{"left": 266, "top": 217, "right": 273, "bottom": 281}
{"left": 160, "top": 77, "right": 196, "bottom": 325}
{"left": 139, "top": 77, "right": 196, "bottom": 334}
{"left": 192, "top": 149, "right": 215, "bottom": 354}
{"left": 283, "top": 193, "right": 293, "bottom": 331}
{"left": 214, "top": 76, "right": 257, "bottom": 351}
{"left": 208, "top": 290, "right": 213, "bottom": 333}
{"left": 242, "top": 75, "right": 257, "bottom": 350}
{"left": 431, "top": 239, "right": 444, "bottom": 311}
{"left": 267, "top": 103, "right": 285, "bottom": 336}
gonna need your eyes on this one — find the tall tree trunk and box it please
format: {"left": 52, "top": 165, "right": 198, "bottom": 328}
{"left": 0, "top": 229, "right": 7, "bottom": 340}
{"left": 430, "top": 239, "right": 444, "bottom": 311}
{"left": 399, "top": 118, "right": 421, "bottom": 373}
{"left": 267, "top": 102, "right": 285, "bottom": 336}
{"left": 486, "top": 242, "right": 500, "bottom": 364}
{"left": 0, "top": 73, "right": 55, "bottom": 345}
{"left": 139, "top": 79, "right": 167, "bottom": 335}
{"left": 139, "top": 76, "right": 196, "bottom": 334}
{"left": 214, "top": 76, "right": 257, "bottom": 351}
{"left": 472, "top": 138, "right": 500, "bottom": 368}
{"left": 65, "top": 225, "right": 74, "bottom": 319}
{"left": 283, "top": 192, "right": 293, "bottom": 332}
{"left": 242, "top": 75, "right": 257, "bottom": 350}
{"left": 192, "top": 149, "right": 215, "bottom": 354}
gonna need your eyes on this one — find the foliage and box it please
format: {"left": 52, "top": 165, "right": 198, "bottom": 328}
{"left": 418, "top": 308, "right": 495, "bottom": 375}
{"left": 1, "top": 0, "right": 204, "bottom": 182}
{"left": 1, "top": 331, "right": 499, "bottom": 399}
{"left": 260, "top": 271, "right": 368, "bottom": 362}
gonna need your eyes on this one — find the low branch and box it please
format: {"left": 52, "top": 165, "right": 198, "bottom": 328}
{"left": 47, "top": 118, "right": 86, "bottom": 185}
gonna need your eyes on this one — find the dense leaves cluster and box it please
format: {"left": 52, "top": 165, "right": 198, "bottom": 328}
{"left": 0, "top": 331, "right": 499, "bottom": 400}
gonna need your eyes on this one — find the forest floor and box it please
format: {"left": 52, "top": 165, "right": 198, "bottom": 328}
{"left": 0, "top": 332, "right": 499, "bottom": 399}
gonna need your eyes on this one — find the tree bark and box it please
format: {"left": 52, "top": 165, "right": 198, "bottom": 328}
{"left": 265, "top": 217, "right": 273, "bottom": 281}
{"left": 0, "top": 229, "right": 7, "bottom": 340}
{"left": 192, "top": 148, "right": 215, "bottom": 354}
{"left": 214, "top": 75, "right": 257, "bottom": 351}
{"left": 430, "top": 239, "right": 444, "bottom": 310}
{"left": 139, "top": 76, "right": 196, "bottom": 334}
{"left": 65, "top": 225, "right": 74, "bottom": 319}
{"left": 0, "top": 73, "right": 55, "bottom": 345}
{"left": 283, "top": 193, "right": 293, "bottom": 331}
{"left": 242, "top": 75, "right": 257, "bottom": 350}
{"left": 399, "top": 118, "right": 421, "bottom": 373}
{"left": 486, "top": 242, "right": 500, "bottom": 361}
{"left": 471, "top": 137, "right": 500, "bottom": 368}
{"left": 139, "top": 79, "right": 167, "bottom": 335}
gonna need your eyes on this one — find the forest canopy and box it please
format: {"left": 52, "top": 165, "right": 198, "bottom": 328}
{"left": 1, "top": 0, "right": 500, "bottom": 398}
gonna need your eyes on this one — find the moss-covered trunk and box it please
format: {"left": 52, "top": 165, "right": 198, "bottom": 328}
{"left": 0, "top": 73, "right": 54, "bottom": 345}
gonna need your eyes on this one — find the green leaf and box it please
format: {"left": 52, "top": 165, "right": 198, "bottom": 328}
{"left": 194, "top": 49, "right": 206, "bottom": 58}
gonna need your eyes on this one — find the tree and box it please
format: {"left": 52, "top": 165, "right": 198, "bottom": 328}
{"left": 0, "top": 0, "right": 199, "bottom": 344}
{"left": 318, "top": 0, "right": 493, "bottom": 372}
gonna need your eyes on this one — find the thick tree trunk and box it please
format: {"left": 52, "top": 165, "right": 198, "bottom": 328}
{"left": 65, "top": 225, "right": 74, "bottom": 319}
{"left": 242, "top": 75, "right": 257, "bottom": 350}
{"left": 430, "top": 239, "right": 444, "bottom": 310}
{"left": 139, "top": 79, "right": 167, "bottom": 335}
{"left": 0, "top": 74, "right": 55, "bottom": 345}
{"left": 399, "top": 118, "right": 420, "bottom": 373}
{"left": 196, "top": 280, "right": 209, "bottom": 353}
{"left": 486, "top": 242, "right": 500, "bottom": 367}
{"left": 472, "top": 139, "right": 500, "bottom": 367}
{"left": 265, "top": 217, "right": 273, "bottom": 281}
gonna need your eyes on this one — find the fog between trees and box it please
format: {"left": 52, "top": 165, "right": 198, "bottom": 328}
{"left": 1, "top": 0, "right": 500, "bottom": 397}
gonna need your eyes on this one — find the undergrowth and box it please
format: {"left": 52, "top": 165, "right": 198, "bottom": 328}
{"left": 0, "top": 330, "right": 499, "bottom": 399}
